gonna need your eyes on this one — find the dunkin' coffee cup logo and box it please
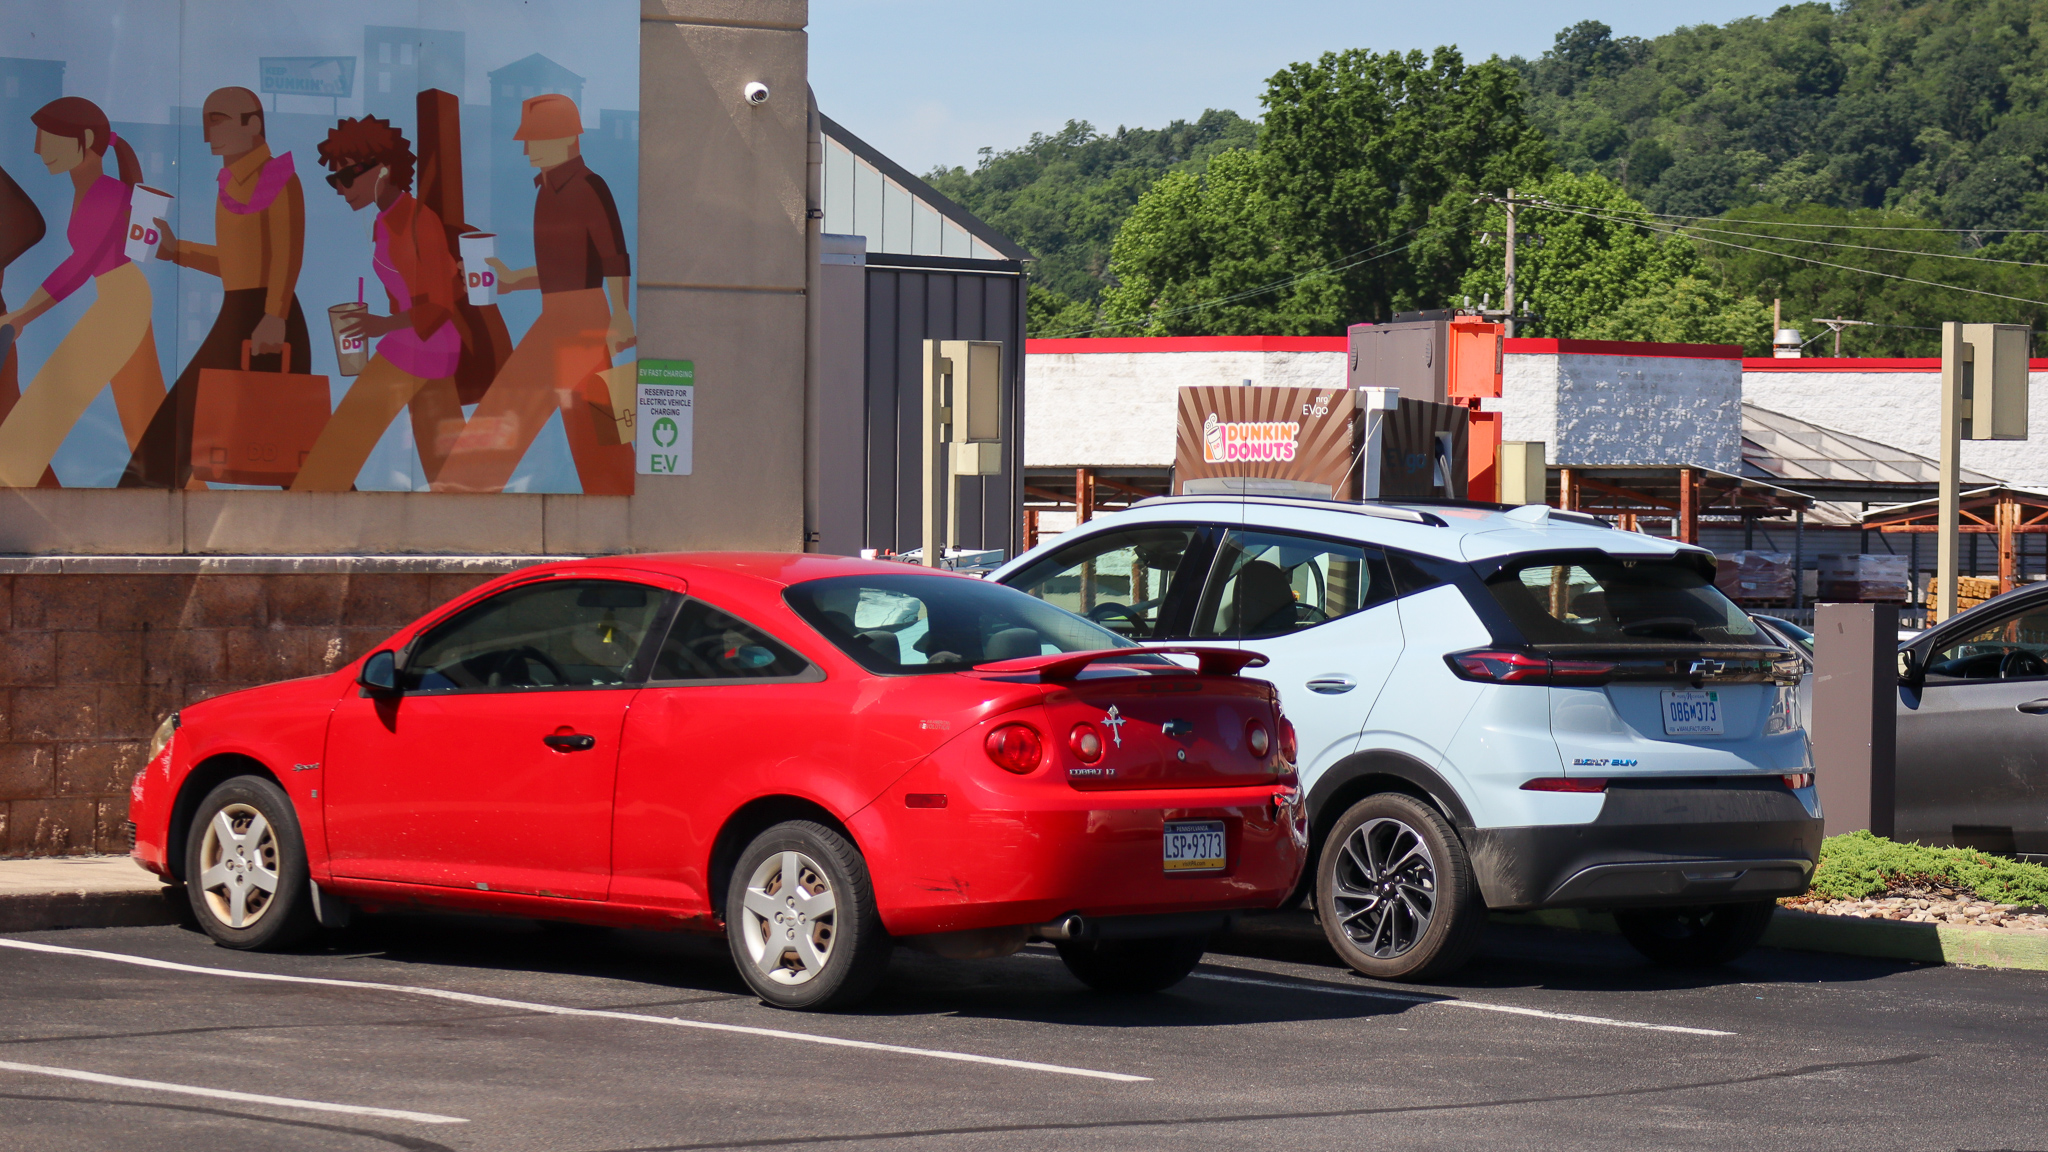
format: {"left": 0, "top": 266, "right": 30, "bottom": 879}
{"left": 1201, "top": 413, "right": 1300, "bottom": 463}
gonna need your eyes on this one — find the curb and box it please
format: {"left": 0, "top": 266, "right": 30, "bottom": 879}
{"left": 0, "top": 888, "right": 182, "bottom": 934}
{"left": 1491, "top": 907, "right": 2048, "bottom": 972}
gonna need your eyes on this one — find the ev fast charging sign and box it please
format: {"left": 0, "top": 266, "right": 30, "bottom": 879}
{"left": 636, "top": 359, "right": 694, "bottom": 476}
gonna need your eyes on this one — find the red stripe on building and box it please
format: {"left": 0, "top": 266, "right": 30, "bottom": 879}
{"left": 1025, "top": 336, "right": 1349, "bottom": 353}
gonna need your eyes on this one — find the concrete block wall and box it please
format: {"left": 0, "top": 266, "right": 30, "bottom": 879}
{"left": 0, "top": 562, "right": 521, "bottom": 858}
{"left": 1494, "top": 350, "right": 1744, "bottom": 472}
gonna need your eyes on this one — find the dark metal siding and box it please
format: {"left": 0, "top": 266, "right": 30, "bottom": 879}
{"left": 862, "top": 256, "right": 1027, "bottom": 557}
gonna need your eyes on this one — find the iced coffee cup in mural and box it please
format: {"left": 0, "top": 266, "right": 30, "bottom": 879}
{"left": 459, "top": 232, "right": 496, "bottom": 306}
{"left": 328, "top": 301, "right": 368, "bottom": 376}
{"left": 123, "top": 185, "right": 172, "bottom": 262}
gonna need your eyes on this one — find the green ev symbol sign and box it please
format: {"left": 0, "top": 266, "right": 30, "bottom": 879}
{"left": 651, "top": 416, "right": 679, "bottom": 448}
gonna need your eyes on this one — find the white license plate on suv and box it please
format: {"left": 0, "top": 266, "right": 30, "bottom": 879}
{"left": 1163, "top": 820, "right": 1226, "bottom": 872}
{"left": 1661, "top": 689, "right": 1724, "bottom": 736}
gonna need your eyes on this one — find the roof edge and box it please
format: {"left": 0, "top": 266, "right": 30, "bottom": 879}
{"left": 1026, "top": 336, "right": 1349, "bottom": 354}
{"left": 818, "top": 113, "right": 1032, "bottom": 263}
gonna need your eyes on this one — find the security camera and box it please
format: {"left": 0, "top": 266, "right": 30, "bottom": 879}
{"left": 743, "top": 82, "right": 770, "bottom": 106}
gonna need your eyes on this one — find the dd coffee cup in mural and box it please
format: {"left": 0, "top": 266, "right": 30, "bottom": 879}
{"left": 459, "top": 232, "right": 496, "bottom": 306}
{"left": 327, "top": 302, "right": 368, "bottom": 376}
{"left": 124, "top": 185, "right": 172, "bottom": 262}
{"left": 1175, "top": 385, "right": 1360, "bottom": 497}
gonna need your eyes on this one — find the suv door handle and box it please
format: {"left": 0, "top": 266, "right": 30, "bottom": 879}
{"left": 543, "top": 731, "right": 597, "bottom": 752}
{"left": 1307, "top": 675, "right": 1357, "bottom": 695}
{"left": 2017, "top": 699, "right": 2048, "bottom": 714}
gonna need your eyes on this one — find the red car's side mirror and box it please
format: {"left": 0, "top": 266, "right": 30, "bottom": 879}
{"left": 358, "top": 650, "right": 400, "bottom": 696}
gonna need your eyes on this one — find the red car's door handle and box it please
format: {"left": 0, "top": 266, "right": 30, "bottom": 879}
{"left": 543, "top": 732, "right": 598, "bottom": 752}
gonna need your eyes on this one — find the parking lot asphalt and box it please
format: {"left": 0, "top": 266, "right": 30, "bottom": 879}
{"left": 3, "top": 912, "right": 2045, "bottom": 1151}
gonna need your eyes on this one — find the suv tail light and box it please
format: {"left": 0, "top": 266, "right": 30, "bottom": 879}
{"left": 985, "top": 724, "right": 1044, "bottom": 774}
{"left": 1446, "top": 649, "right": 1615, "bottom": 686}
{"left": 1522, "top": 777, "right": 1608, "bottom": 793}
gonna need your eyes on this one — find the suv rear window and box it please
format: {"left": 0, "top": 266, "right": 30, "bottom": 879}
{"left": 1487, "top": 557, "right": 1772, "bottom": 648}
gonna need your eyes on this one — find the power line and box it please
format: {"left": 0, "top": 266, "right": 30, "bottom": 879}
{"left": 1532, "top": 198, "right": 2048, "bottom": 236}
{"left": 1629, "top": 215, "right": 2048, "bottom": 270}
{"left": 1535, "top": 201, "right": 2048, "bottom": 313}
{"left": 1039, "top": 230, "right": 1422, "bottom": 339}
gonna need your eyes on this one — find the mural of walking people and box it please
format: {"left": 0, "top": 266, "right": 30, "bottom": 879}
{"left": 120, "top": 86, "right": 312, "bottom": 490}
{"left": 0, "top": 161, "right": 53, "bottom": 487}
{"left": 433, "top": 94, "right": 634, "bottom": 495}
{"left": 0, "top": 98, "right": 165, "bottom": 489}
{"left": 292, "top": 116, "right": 465, "bottom": 492}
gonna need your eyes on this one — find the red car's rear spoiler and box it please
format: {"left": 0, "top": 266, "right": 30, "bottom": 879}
{"left": 976, "top": 646, "right": 1268, "bottom": 681}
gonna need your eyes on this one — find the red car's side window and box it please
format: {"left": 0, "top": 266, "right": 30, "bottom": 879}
{"left": 648, "top": 597, "right": 817, "bottom": 683}
{"left": 406, "top": 579, "right": 666, "bottom": 692}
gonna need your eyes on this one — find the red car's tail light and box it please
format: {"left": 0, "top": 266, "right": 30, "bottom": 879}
{"left": 1245, "top": 719, "right": 1271, "bottom": 758}
{"left": 1446, "top": 649, "right": 1615, "bottom": 686}
{"left": 1068, "top": 723, "right": 1103, "bottom": 763}
{"left": 985, "top": 724, "right": 1044, "bottom": 774}
{"left": 1521, "top": 777, "right": 1609, "bottom": 793}
{"left": 1783, "top": 773, "right": 1813, "bottom": 790}
{"left": 1277, "top": 717, "right": 1297, "bottom": 763}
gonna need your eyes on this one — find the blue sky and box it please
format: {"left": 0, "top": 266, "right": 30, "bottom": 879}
{"left": 810, "top": 1, "right": 1789, "bottom": 176}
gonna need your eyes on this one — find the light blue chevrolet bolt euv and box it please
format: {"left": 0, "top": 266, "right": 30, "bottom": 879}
{"left": 992, "top": 491, "right": 1820, "bottom": 981}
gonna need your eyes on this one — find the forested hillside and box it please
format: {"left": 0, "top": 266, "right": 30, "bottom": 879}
{"left": 931, "top": 0, "right": 2048, "bottom": 351}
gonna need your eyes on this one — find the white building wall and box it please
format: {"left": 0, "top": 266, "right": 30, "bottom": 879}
{"left": 1024, "top": 350, "right": 1344, "bottom": 467}
{"left": 1742, "top": 370, "right": 2048, "bottom": 487}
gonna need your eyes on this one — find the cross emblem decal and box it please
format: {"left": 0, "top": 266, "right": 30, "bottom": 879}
{"left": 1102, "top": 705, "right": 1126, "bottom": 748}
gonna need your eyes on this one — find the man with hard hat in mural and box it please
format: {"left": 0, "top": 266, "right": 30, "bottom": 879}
{"left": 434, "top": 92, "right": 633, "bottom": 494}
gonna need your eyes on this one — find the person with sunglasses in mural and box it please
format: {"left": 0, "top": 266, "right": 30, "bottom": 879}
{"left": 292, "top": 115, "right": 465, "bottom": 491}
{"left": 121, "top": 86, "right": 311, "bottom": 490}
{"left": 0, "top": 97, "right": 166, "bottom": 488}
{"left": 433, "top": 93, "right": 633, "bottom": 495}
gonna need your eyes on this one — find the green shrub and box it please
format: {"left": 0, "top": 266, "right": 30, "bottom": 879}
{"left": 1810, "top": 830, "right": 2048, "bottom": 907}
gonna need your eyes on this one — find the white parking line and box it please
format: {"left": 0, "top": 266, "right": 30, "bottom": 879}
{"left": 1013, "top": 950, "right": 1734, "bottom": 1037}
{"left": 0, "top": 939, "right": 1149, "bottom": 1083}
{"left": 0, "top": 1058, "right": 468, "bottom": 1124}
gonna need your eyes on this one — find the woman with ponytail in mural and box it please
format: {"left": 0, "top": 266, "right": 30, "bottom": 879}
{"left": 0, "top": 98, "right": 166, "bottom": 488}
{"left": 292, "top": 116, "right": 464, "bottom": 491}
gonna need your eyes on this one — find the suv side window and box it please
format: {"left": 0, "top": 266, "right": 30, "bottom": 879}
{"left": 1191, "top": 529, "right": 1394, "bottom": 639}
{"left": 649, "top": 597, "right": 817, "bottom": 682}
{"left": 1004, "top": 524, "right": 1209, "bottom": 639}
{"left": 1927, "top": 605, "right": 2048, "bottom": 680}
{"left": 405, "top": 579, "right": 664, "bottom": 692}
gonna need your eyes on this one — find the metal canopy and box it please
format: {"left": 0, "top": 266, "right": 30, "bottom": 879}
{"left": 1741, "top": 403, "right": 2003, "bottom": 505}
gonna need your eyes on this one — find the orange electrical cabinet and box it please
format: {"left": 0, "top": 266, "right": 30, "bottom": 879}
{"left": 1446, "top": 319, "right": 1504, "bottom": 400}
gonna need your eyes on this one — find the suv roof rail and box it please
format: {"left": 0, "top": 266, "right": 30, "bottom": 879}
{"left": 1128, "top": 492, "right": 1449, "bottom": 527}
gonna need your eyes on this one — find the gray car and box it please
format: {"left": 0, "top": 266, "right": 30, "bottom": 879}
{"left": 1896, "top": 587, "right": 2048, "bottom": 862}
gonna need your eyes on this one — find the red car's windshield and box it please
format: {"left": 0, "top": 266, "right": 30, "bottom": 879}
{"left": 785, "top": 572, "right": 1143, "bottom": 675}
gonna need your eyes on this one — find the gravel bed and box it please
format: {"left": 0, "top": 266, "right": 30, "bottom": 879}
{"left": 1782, "top": 881, "right": 2048, "bottom": 932}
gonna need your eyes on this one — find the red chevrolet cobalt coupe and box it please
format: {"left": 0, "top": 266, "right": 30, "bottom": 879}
{"left": 129, "top": 555, "right": 1306, "bottom": 1009}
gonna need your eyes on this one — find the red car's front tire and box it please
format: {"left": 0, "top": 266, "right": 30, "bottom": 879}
{"left": 183, "top": 776, "right": 318, "bottom": 951}
{"left": 725, "top": 821, "right": 892, "bottom": 1011}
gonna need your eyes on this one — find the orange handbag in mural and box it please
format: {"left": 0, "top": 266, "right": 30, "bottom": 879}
{"left": 191, "top": 342, "right": 332, "bottom": 487}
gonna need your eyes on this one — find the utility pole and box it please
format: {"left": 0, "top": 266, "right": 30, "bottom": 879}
{"left": 1503, "top": 186, "right": 1517, "bottom": 339}
{"left": 1815, "top": 317, "right": 1877, "bottom": 357}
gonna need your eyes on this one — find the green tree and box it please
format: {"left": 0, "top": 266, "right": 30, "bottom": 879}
{"left": 1457, "top": 171, "right": 1770, "bottom": 347}
{"left": 1099, "top": 47, "right": 1551, "bottom": 335}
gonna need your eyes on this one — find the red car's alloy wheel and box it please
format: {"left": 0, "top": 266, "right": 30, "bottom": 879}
{"left": 198, "top": 802, "right": 280, "bottom": 929}
{"left": 739, "top": 849, "right": 839, "bottom": 985}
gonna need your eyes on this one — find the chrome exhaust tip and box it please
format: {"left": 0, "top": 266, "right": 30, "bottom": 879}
{"left": 1033, "top": 914, "right": 1086, "bottom": 941}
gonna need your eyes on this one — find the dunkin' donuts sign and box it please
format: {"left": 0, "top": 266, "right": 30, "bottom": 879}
{"left": 1201, "top": 414, "right": 1300, "bottom": 463}
{"left": 1176, "top": 385, "right": 1359, "bottom": 496}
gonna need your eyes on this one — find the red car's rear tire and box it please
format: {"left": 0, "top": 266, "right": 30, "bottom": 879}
{"left": 183, "top": 776, "right": 318, "bottom": 951}
{"left": 725, "top": 821, "right": 892, "bottom": 1011}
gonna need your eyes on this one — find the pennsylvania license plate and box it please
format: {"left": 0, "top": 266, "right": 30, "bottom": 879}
{"left": 1163, "top": 820, "right": 1227, "bottom": 872}
{"left": 1661, "top": 689, "right": 1724, "bottom": 736}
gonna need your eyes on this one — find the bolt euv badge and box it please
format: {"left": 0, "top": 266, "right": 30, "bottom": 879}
{"left": 636, "top": 359, "right": 694, "bottom": 476}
